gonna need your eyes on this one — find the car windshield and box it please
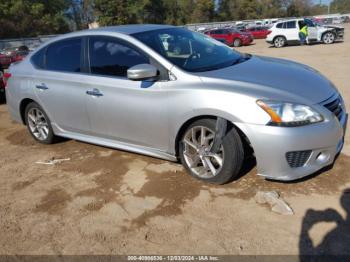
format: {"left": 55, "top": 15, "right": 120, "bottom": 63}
{"left": 132, "top": 28, "right": 245, "bottom": 72}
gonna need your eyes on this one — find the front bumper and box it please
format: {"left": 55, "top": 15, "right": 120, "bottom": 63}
{"left": 235, "top": 106, "right": 347, "bottom": 181}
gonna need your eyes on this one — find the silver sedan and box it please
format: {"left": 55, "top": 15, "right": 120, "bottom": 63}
{"left": 5, "top": 25, "right": 347, "bottom": 184}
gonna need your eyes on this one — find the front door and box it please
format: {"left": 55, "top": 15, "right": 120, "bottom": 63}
{"left": 84, "top": 36, "right": 169, "bottom": 151}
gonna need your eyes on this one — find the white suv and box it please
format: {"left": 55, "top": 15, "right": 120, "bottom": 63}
{"left": 266, "top": 18, "right": 344, "bottom": 48}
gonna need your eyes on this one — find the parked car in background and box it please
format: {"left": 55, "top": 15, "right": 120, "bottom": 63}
{"left": 0, "top": 63, "right": 5, "bottom": 102}
{"left": 0, "top": 54, "right": 12, "bottom": 69}
{"left": 5, "top": 25, "right": 347, "bottom": 184}
{"left": 204, "top": 28, "right": 253, "bottom": 47}
{"left": 242, "top": 26, "right": 271, "bottom": 39}
{"left": 0, "top": 46, "right": 30, "bottom": 69}
{"left": 266, "top": 18, "right": 344, "bottom": 48}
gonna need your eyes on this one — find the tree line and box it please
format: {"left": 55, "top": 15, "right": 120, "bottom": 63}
{"left": 0, "top": 0, "right": 349, "bottom": 39}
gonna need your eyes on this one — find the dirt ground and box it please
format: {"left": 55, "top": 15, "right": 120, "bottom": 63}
{"left": 1, "top": 26, "right": 350, "bottom": 256}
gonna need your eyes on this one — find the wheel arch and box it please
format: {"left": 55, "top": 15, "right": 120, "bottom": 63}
{"left": 174, "top": 115, "right": 253, "bottom": 158}
{"left": 321, "top": 30, "right": 336, "bottom": 38}
{"left": 19, "top": 98, "right": 37, "bottom": 125}
{"left": 273, "top": 35, "right": 286, "bottom": 42}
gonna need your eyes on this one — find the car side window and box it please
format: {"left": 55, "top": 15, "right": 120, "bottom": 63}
{"left": 276, "top": 23, "right": 284, "bottom": 29}
{"left": 88, "top": 36, "right": 149, "bottom": 77}
{"left": 46, "top": 38, "right": 82, "bottom": 72}
{"left": 31, "top": 47, "right": 45, "bottom": 69}
{"left": 286, "top": 21, "right": 296, "bottom": 29}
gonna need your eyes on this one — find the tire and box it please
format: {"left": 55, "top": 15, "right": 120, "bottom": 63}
{"left": 322, "top": 32, "right": 335, "bottom": 44}
{"left": 274, "top": 36, "right": 286, "bottom": 48}
{"left": 24, "top": 102, "right": 57, "bottom": 144}
{"left": 233, "top": 38, "right": 242, "bottom": 47}
{"left": 179, "top": 118, "right": 244, "bottom": 184}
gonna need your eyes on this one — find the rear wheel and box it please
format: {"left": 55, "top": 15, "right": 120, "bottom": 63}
{"left": 322, "top": 32, "right": 335, "bottom": 44}
{"left": 25, "top": 102, "right": 57, "bottom": 144}
{"left": 274, "top": 36, "right": 286, "bottom": 48}
{"left": 233, "top": 38, "right": 242, "bottom": 47}
{"left": 179, "top": 119, "right": 244, "bottom": 184}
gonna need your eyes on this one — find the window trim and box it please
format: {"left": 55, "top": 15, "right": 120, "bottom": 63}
{"left": 86, "top": 35, "right": 168, "bottom": 81}
{"left": 285, "top": 21, "right": 296, "bottom": 29}
{"left": 43, "top": 37, "right": 84, "bottom": 74}
{"left": 276, "top": 22, "right": 284, "bottom": 29}
{"left": 30, "top": 46, "right": 47, "bottom": 70}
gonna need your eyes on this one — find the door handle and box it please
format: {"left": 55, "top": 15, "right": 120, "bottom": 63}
{"left": 35, "top": 84, "right": 49, "bottom": 90}
{"left": 86, "top": 88, "right": 103, "bottom": 97}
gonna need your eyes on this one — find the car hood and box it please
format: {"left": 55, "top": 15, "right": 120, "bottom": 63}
{"left": 322, "top": 25, "right": 344, "bottom": 30}
{"left": 197, "top": 55, "right": 337, "bottom": 104}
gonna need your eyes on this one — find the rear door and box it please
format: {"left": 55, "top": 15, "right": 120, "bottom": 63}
{"left": 284, "top": 21, "right": 299, "bottom": 41}
{"left": 32, "top": 37, "right": 90, "bottom": 134}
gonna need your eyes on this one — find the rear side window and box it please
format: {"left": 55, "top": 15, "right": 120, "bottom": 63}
{"left": 46, "top": 38, "right": 82, "bottom": 73}
{"left": 31, "top": 48, "right": 45, "bottom": 69}
{"left": 88, "top": 36, "right": 149, "bottom": 77}
{"left": 286, "top": 21, "right": 296, "bottom": 29}
{"left": 276, "top": 23, "right": 284, "bottom": 29}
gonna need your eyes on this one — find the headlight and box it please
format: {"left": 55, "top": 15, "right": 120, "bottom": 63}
{"left": 257, "top": 100, "right": 324, "bottom": 127}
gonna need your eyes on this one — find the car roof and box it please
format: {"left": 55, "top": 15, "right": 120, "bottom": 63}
{"left": 276, "top": 19, "right": 303, "bottom": 23}
{"left": 86, "top": 24, "right": 176, "bottom": 35}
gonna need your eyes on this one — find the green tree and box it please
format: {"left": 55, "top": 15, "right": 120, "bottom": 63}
{"left": 191, "top": 0, "right": 215, "bottom": 23}
{"left": 218, "top": 0, "right": 238, "bottom": 21}
{"left": 259, "top": 0, "right": 285, "bottom": 18}
{"left": 309, "top": 3, "right": 328, "bottom": 15}
{"left": 285, "top": 0, "right": 312, "bottom": 17}
{"left": 331, "top": 0, "right": 350, "bottom": 13}
{"left": 0, "top": 0, "right": 70, "bottom": 38}
{"left": 67, "top": 0, "right": 95, "bottom": 30}
{"left": 141, "top": 0, "right": 166, "bottom": 24}
{"left": 164, "top": 0, "right": 182, "bottom": 25}
{"left": 94, "top": 0, "right": 131, "bottom": 26}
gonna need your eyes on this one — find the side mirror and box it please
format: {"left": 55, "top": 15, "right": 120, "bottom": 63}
{"left": 127, "top": 64, "right": 158, "bottom": 81}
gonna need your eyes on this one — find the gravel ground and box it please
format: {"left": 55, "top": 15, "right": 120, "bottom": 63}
{"left": 0, "top": 25, "right": 350, "bottom": 255}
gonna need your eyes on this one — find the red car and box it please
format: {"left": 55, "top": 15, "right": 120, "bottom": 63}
{"left": 242, "top": 27, "right": 271, "bottom": 39}
{"left": 0, "top": 54, "right": 12, "bottom": 69}
{"left": 0, "top": 71, "right": 5, "bottom": 102}
{"left": 204, "top": 28, "right": 253, "bottom": 47}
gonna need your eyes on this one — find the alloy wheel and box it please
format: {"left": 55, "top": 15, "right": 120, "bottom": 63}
{"left": 233, "top": 39, "right": 241, "bottom": 47}
{"left": 27, "top": 108, "right": 50, "bottom": 141}
{"left": 274, "top": 37, "right": 285, "bottom": 48}
{"left": 182, "top": 126, "right": 224, "bottom": 179}
{"left": 323, "top": 32, "right": 335, "bottom": 44}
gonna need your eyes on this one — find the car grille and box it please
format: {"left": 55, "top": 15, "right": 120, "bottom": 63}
{"left": 323, "top": 96, "right": 343, "bottom": 120}
{"left": 286, "top": 150, "right": 312, "bottom": 168}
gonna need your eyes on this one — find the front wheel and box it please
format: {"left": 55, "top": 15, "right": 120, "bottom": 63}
{"left": 233, "top": 38, "right": 242, "bottom": 47}
{"left": 322, "top": 32, "right": 335, "bottom": 44}
{"left": 179, "top": 119, "right": 244, "bottom": 184}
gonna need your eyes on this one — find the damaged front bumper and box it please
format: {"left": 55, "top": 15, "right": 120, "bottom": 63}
{"left": 235, "top": 101, "right": 347, "bottom": 181}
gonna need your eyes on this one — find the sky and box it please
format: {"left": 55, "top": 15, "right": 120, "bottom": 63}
{"left": 312, "top": 0, "right": 332, "bottom": 5}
